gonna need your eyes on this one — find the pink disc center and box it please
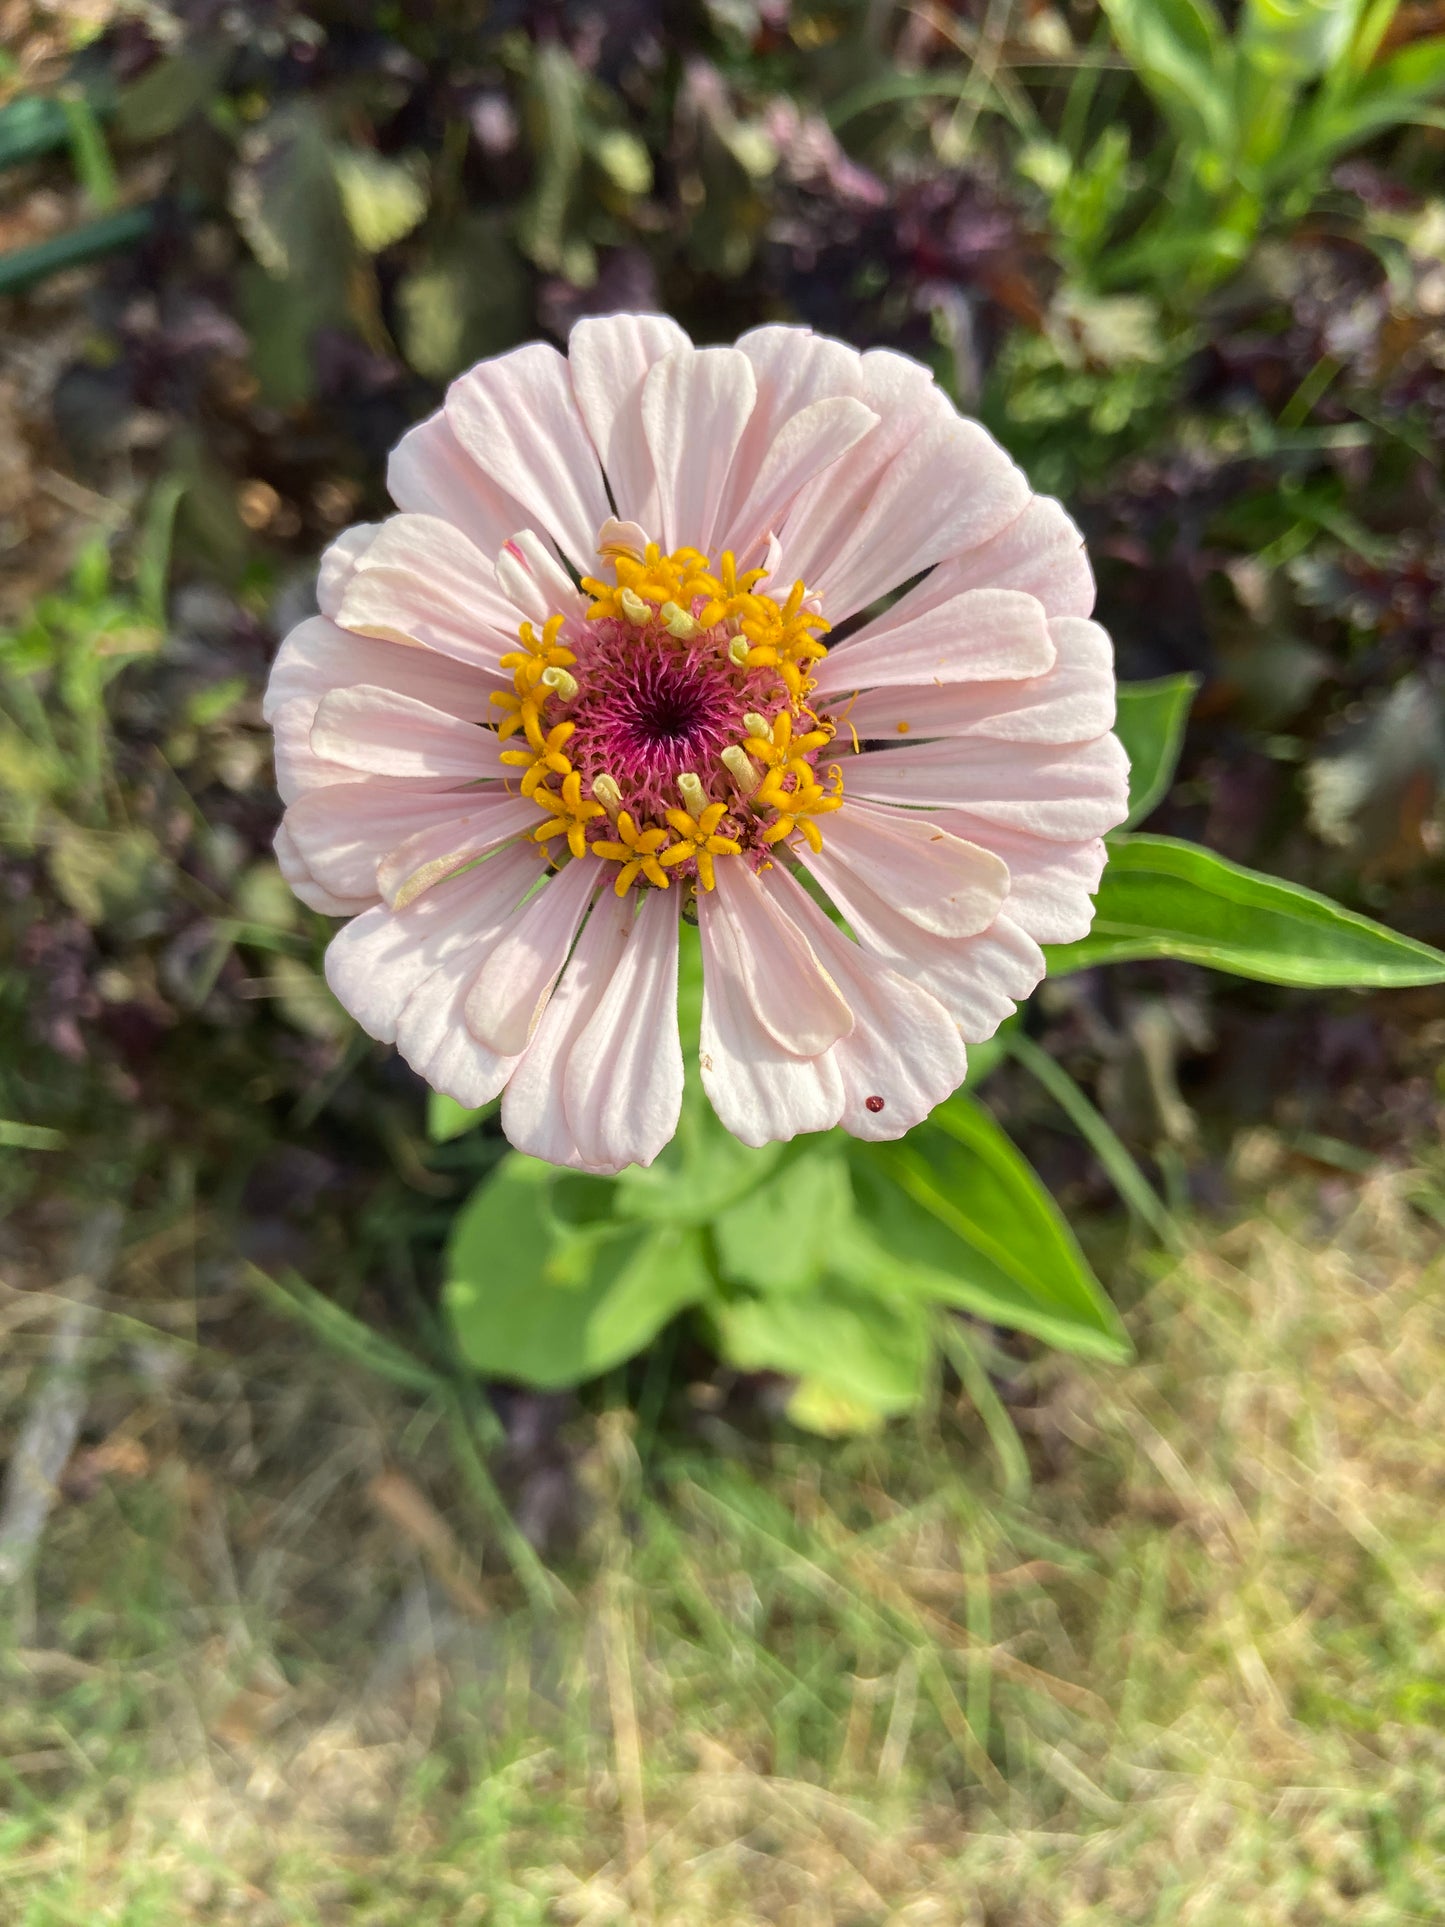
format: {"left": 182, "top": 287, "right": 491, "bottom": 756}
{"left": 555, "top": 614, "right": 779, "bottom": 819}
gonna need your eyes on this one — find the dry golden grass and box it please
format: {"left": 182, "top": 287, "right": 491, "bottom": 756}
{"left": 4, "top": 1157, "right": 1444, "bottom": 1924}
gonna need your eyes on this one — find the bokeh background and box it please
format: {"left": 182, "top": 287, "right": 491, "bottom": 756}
{"left": 3, "top": 2, "right": 1445, "bottom": 1919}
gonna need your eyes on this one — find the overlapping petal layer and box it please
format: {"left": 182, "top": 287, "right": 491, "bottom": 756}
{"left": 266, "top": 317, "right": 1129, "bottom": 1173}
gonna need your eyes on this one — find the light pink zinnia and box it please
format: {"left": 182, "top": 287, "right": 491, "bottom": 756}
{"left": 266, "top": 317, "right": 1128, "bottom": 1172}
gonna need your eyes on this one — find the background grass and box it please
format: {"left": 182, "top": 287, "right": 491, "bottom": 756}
{"left": 5, "top": 1155, "right": 1445, "bottom": 1923}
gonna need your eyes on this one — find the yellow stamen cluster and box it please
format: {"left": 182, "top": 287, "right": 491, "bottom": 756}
{"left": 659, "top": 802, "right": 743, "bottom": 894}
{"left": 495, "top": 538, "right": 846, "bottom": 896}
{"left": 531, "top": 768, "right": 605, "bottom": 858}
{"left": 592, "top": 811, "right": 670, "bottom": 895}
{"left": 582, "top": 543, "right": 829, "bottom": 699}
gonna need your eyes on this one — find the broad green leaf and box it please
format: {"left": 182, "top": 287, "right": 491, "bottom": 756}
{"left": 1115, "top": 674, "right": 1199, "bottom": 825}
{"left": 427, "top": 1091, "right": 496, "bottom": 1144}
{"left": 854, "top": 1098, "right": 1132, "bottom": 1362}
{"left": 444, "top": 1155, "right": 710, "bottom": 1388}
{"left": 785, "top": 1377, "right": 891, "bottom": 1437}
{"left": 614, "top": 1055, "right": 783, "bottom": 1226}
{"left": 712, "top": 1279, "right": 933, "bottom": 1419}
{"left": 1048, "top": 834, "right": 1445, "bottom": 987}
{"left": 712, "top": 1149, "right": 854, "bottom": 1294}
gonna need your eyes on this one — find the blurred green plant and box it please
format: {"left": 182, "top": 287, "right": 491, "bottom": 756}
{"left": 1079, "top": 0, "right": 1445, "bottom": 294}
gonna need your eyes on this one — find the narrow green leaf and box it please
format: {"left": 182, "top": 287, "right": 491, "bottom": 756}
{"left": 852, "top": 1098, "right": 1132, "bottom": 1362}
{"left": 1097, "top": 0, "right": 1236, "bottom": 151}
{"left": 0, "top": 205, "right": 155, "bottom": 297}
{"left": 1115, "top": 674, "right": 1199, "bottom": 826}
{"left": 0, "top": 1120, "right": 65, "bottom": 1151}
{"left": 1050, "top": 834, "right": 1445, "bottom": 987}
{"left": 246, "top": 1265, "right": 445, "bottom": 1398}
{"left": 1006, "top": 1030, "right": 1179, "bottom": 1247}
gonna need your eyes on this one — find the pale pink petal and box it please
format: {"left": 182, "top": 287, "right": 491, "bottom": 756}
{"left": 563, "top": 887, "right": 684, "bottom": 1173}
{"left": 324, "top": 843, "right": 545, "bottom": 1044}
{"left": 310, "top": 685, "right": 508, "bottom": 781}
{"left": 930, "top": 816, "right": 1107, "bottom": 945}
{"left": 736, "top": 325, "right": 868, "bottom": 433}
{"left": 841, "top": 617, "right": 1116, "bottom": 743}
{"left": 854, "top": 345, "right": 953, "bottom": 462}
{"left": 795, "top": 413, "right": 1031, "bottom": 621}
{"left": 445, "top": 343, "right": 612, "bottom": 572}
{"left": 799, "top": 839, "right": 1045, "bottom": 1040}
{"left": 464, "top": 857, "right": 599, "bottom": 1054}
{"left": 721, "top": 328, "right": 871, "bottom": 554}
{"left": 272, "top": 696, "right": 354, "bottom": 804}
{"left": 697, "top": 884, "right": 846, "bottom": 1147}
{"left": 719, "top": 395, "right": 879, "bottom": 561}
{"left": 815, "top": 588, "right": 1055, "bottom": 699}
{"left": 394, "top": 938, "right": 522, "bottom": 1110}
{"left": 286, "top": 780, "right": 495, "bottom": 899}
{"left": 764, "top": 350, "right": 941, "bottom": 599}
{"left": 641, "top": 346, "right": 759, "bottom": 554}
{"left": 705, "top": 858, "right": 852, "bottom": 1055}
{"left": 333, "top": 516, "right": 519, "bottom": 674}
{"left": 935, "top": 916, "right": 1049, "bottom": 1039}
{"left": 880, "top": 494, "right": 1095, "bottom": 631}
{"left": 842, "top": 731, "right": 1130, "bottom": 840}
{"left": 763, "top": 866, "right": 967, "bottom": 1139}
{"left": 274, "top": 822, "right": 375, "bottom": 916}
{"left": 493, "top": 527, "right": 588, "bottom": 628}
{"left": 502, "top": 893, "right": 635, "bottom": 1170}
{"left": 376, "top": 794, "right": 538, "bottom": 909}
{"left": 819, "top": 800, "right": 1009, "bottom": 937}
{"left": 317, "top": 524, "right": 380, "bottom": 618}
{"left": 264, "top": 614, "right": 495, "bottom": 726}
{"left": 567, "top": 313, "right": 692, "bottom": 530}
{"left": 388, "top": 407, "right": 535, "bottom": 556}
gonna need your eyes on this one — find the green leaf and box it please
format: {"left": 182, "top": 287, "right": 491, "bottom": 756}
{"left": 247, "top": 1265, "right": 445, "bottom": 1399}
{"left": 588, "top": 126, "right": 653, "bottom": 196}
{"left": 784, "top": 1377, "right": 893, "bottom": 1437}
{"left": 1097, "top": 0, "right": 1236, "bottom": 151}
{"left": 712, "top": 1149, "right": 854, "bottom": 1294}
{"left": 427, "top": 1091, "right": 496, "bottom": 1144}
{"left": 1115, "top": 674, "right": 1199, "bottom": 826}
{"left": 963, "top": 1012, "right": 1019, "bottom": 1091}
{"left": 613, "top": 1070, "right": 783, "bottom": 1227}
{"left": 854, "top": 1097, "right": 1132, "bottom": 1362}
{"left": 712, "top": 1279, "right": 933, "bottom": 1421}
{"left": 395, "top": 214, "right": 532, "bottom": 381}
{"left": 1048, "top": 834, "right": 1445, "bottom": 987}
{"left": 444, "top": 1155, "right": 711, "bottom": 1388}
{"left": 332, "top": 146, "right": 428, "bottom": 254}
{"left": 1006, "top": 1031, "right": 1178, "bottom": 1246}
{"left": 1282, "top": 33, "right": 1445, "bottom": 175}
{"left": 115, "top": 47, "right": 226, "bottom": 142}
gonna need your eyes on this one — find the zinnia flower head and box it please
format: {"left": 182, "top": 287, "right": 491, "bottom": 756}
{"left": 267, "top": 317, "right": 1128, "bottom": 1173}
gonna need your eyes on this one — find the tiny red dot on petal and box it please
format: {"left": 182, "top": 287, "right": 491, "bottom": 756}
{"left": 864, "top": 1095, "right": 885, "bottom": 1114}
